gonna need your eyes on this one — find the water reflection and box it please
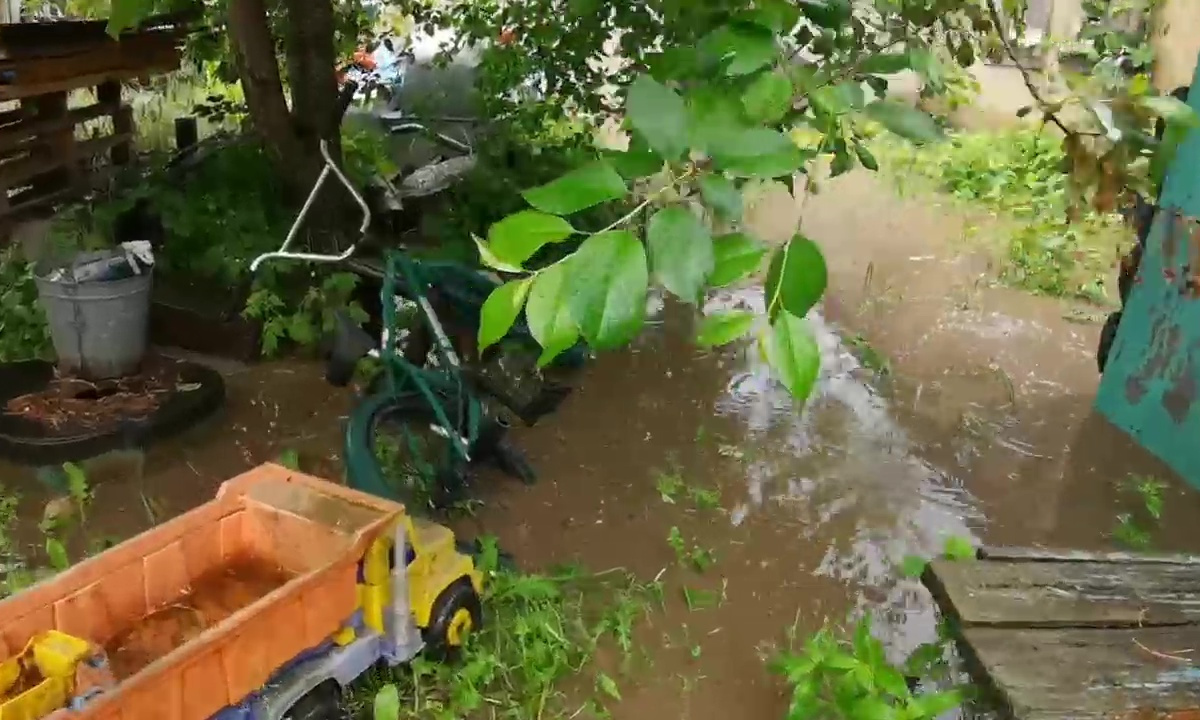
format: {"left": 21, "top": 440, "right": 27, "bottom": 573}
{"left": 701, "top": 287, "right": 982, "bottom": 659}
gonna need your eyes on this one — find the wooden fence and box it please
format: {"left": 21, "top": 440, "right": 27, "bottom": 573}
{"left": 0, "top": 15, "right": 189, "bottom": 232}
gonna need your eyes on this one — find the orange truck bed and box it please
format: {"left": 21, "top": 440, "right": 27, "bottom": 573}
{"left": 0, "top": 464, "right": 405, "bottom": 720}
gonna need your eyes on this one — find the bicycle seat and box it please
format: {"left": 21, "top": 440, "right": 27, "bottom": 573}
{"left": 326, "top": 309, "right": 377, "bottom": 387}
{"left": 398, "top": 156, "right": 477, "bottom": 198}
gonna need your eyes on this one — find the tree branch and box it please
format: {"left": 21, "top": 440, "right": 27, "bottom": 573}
{"left": 983, "top": 1, "right": 1091, "bottom": 138}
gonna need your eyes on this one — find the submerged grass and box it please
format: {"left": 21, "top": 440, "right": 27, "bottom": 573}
{"left": 875, "top": 127, "right": 1128, "bottom": 304}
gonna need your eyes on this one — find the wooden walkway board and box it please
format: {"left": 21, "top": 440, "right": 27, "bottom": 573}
{"left": 924, "top": 548, "right": 1200, "bottom": 720}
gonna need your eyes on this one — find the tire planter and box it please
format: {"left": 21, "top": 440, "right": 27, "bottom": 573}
{"left": 0, "top": 358, "right": 225, "bottom": 465}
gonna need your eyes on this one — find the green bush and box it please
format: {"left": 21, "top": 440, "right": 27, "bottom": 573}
{"left": 0, "top": 247, "right": 53, "bottom": 363}
{"left": 881, "top": 127, "right": 1124, "bottom": 303}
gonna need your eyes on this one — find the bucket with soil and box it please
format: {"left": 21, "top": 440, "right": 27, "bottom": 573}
{"left": 35, "top": 243, "right": 155, "bottom": 380}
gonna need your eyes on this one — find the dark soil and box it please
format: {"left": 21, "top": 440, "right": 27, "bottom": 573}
{"left": 4, "top": 355, "right": 201, "bottom": 434}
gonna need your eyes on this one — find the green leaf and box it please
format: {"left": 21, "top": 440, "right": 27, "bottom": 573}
{"left": 567, "top": 230, "right": 648, "bottom": 349}
{"left": 373, "top": 684, "right": 401, "bottom": 720}
{"left": 876, "top": 665, "right": 911, "bottom": 699}
{"left": 596, "top": 672, "right": 622, "bottom": 701}
{"left": 644, "top": 47, "right": 702, "bottom": 83}
{"left": 474, "top": 235, "right": 524, "bottom": 273}
{"left": 686, "top": 88, "right": 746, "bottom": 154}
{"left": 765, "top": 235, "right": 827, "bottom": 320}
{"left": 626, "top": 75, "right": 689, "bottom": 161}
{"left": 849, "top": 698, "right": 898, "bottom": 720}
{"left": 797, "top": 0, "right": 852, "bottom": 28}
{"left": 478, "top": 278, "right": 533, "bottom": 351}
{"left": 647, "top": 206, "right": 714, "bottom": 303}
{"left": 761, "top": 311, "right": 820, "bottom": 400}
{"left": 943, "top": 535, "right": 975, "bottom": 561}
{"left": 1138, "top": 94, "right": 1200, "bottom": 127}
{"left": 45, "top": 537, "right": 70, "bottom": 571}
{"left": 830, "top": 142, "right": 855, "bottom": 176}
{"left": 277, "top": 448, "right": 301, "bottom": 471}
{"left": 742, "top": 70, "right": 794, "bottom": 124}
{"left": 487, "top": 211, "right": 576, "bottom": 267}
{"left": 697, "top": 311, "right": 756, "bottom": 347}
{"left": 603, "top": 135, "right": 665, "bottom": 179}
{"left": 699, "top": 175, "right": 743, "bottom": 221}
{"left": 523, "top": 161, "right": 628, "bottom": 215}
{"left": 864, "top": 101, "right": 944, "bottom": 144}
{"left": 526, "top": 262, "right": 581, "bottom": 366}
{"left": 853, "top": 141, "right": 879, "bottom": 171}
{"left": 746, "top": 0, "right": 802, "bottom": 33}
{"left": 811, "top": 82, "right": 866, "bottom": 116}
{"left": 909, "top": 689, "right": 964, "bottom": 718}
{"left": 106, "top": 0, "right": 154, "bottom": 36}
{"left": 710, "top": 128, "right": 808, "bottom": 178}
{"left": 710, "top": 233, "right": 767, "bottom": 286}
{"left": 703, "top": 23, "right": 778, "bottom": 76}
{"left": 900, "top": 555, "right": 928, "bottom": 578}
{"left": 859, "top": 51, "right": 913, "bottom": 75}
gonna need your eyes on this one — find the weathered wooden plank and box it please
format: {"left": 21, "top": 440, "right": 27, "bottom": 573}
{"left": 964, "top": 626, "right": 1200, "bottom": 720}
{"left": 927, "top": 558, "right": 1200, "bottom": 628}
{"left": 0, "top": 59, "right": 178, "bottom": 102}
{"left": 0, "top": 12, "right": 195, "bottom": 61}
{"left": 981, "top": 546, "right": 1200, "bottom": 566}
{"left": 0, "top": 100, "right": 120, "bottom": 154}
{"left": 0, "top": 32, "right": 182, "bottom": 85}
{"left": 0, "top": 132, "right": 131, "bottom": 189}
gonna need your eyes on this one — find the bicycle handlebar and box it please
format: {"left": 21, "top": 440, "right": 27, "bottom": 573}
{"left": 249, "top": 139, "right": 372, "bottom": 273}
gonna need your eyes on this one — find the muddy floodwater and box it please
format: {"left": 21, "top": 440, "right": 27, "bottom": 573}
{"left": 4, "top": 170, "right": 1200, "bottom": 718}
{"left": 105, "top": 560, "right": 294, "bottom": 680}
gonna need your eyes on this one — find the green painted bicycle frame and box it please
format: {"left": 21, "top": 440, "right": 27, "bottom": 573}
{"left": 343, "top": 251, "right": 484, "bottom": 503}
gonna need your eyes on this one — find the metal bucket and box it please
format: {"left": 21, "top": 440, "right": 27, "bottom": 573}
{"left": 35, "top": 269, "right": 153, "bottom": 379}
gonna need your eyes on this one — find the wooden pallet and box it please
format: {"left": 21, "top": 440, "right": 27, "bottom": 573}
{"left": 0, "top": 14, "right": 190, "bottom": 232}
{"left": 923, "top": 546, "right": 1200, "bottom": 720}
{"left": 0, "top": 80, "right": 135, "bottom": 227}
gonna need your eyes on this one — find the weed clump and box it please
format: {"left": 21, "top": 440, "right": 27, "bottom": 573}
{"left": 357, "top": 538, "right": 658, "bottom": 719}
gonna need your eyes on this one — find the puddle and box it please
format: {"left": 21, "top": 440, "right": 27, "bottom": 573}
{"left": 3, "top": 169, "right": 1200, "bottom": 718}
{"left": 105, "top": 559, "right": 293, "bottom": 680}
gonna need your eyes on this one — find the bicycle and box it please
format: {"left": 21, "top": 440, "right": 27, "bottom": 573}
{"left": 250, "top": 73, "right": 587, "bottom": 511}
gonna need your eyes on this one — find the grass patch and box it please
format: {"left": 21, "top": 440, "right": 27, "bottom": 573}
{"left": 875, "top": 127, "right": 1127, "bottom": 304}
{"left": 352, "top": 541, "right": 660, "bottom": 719}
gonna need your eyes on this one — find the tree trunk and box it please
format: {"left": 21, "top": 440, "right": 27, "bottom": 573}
{"left": 227, "top": 0, "right": 355, "bottom": 247}
{"left": 281, "top": 0, "right": 340, "bottom": 163}
{"left": 1150, "top": 0, "right": 1200, "bottom": 93}
{"left": 227, "top": 0, "right": 307, "bottom": 192}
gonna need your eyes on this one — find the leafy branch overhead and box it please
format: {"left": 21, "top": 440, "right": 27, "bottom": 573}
{"left": 474, "top": 10, "right": 947, "bottom": 403}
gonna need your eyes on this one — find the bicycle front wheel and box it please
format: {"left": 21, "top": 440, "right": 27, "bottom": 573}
{"left": 344, "top": 391, "right": 468, "bottom": 512}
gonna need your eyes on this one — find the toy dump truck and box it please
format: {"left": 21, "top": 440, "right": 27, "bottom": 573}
{"left": 0, "top": 464, "right": 483, "bottom": 720}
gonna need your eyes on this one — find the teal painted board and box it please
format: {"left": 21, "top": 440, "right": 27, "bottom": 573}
{"left": 1096, "top": 52, "right": 1200, "bottom": 490}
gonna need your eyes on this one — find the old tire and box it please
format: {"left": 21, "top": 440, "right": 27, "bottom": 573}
{"left": 283, "top": 681, "right": 342, "bottom": 720}
{"left": 422, "top": 577, "right": 482, "bottom": 659}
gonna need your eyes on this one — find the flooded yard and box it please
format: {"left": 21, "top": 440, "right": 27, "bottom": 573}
{"left": 3, "top": 168, "right": 1199, "bottom": 718}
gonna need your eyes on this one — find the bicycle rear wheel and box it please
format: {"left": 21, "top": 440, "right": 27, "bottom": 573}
{"left": 345, "top": 391, "right": 469, "bottom": 511}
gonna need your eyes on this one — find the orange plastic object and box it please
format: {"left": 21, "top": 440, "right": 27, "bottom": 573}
{"left": 0, "top": 464, "right": 405, "bottom": 720}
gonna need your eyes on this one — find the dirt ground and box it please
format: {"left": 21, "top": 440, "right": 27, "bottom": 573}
{"left": 4, "top": 69, "right": 1200, "bottom": 719}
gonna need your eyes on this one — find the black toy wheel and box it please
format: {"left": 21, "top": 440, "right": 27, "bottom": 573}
{"left": 283, "top": 681, "right": 342, "bottom": 720}
{"left": 422, "top": 577, "right": 482, "bottom": 659}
